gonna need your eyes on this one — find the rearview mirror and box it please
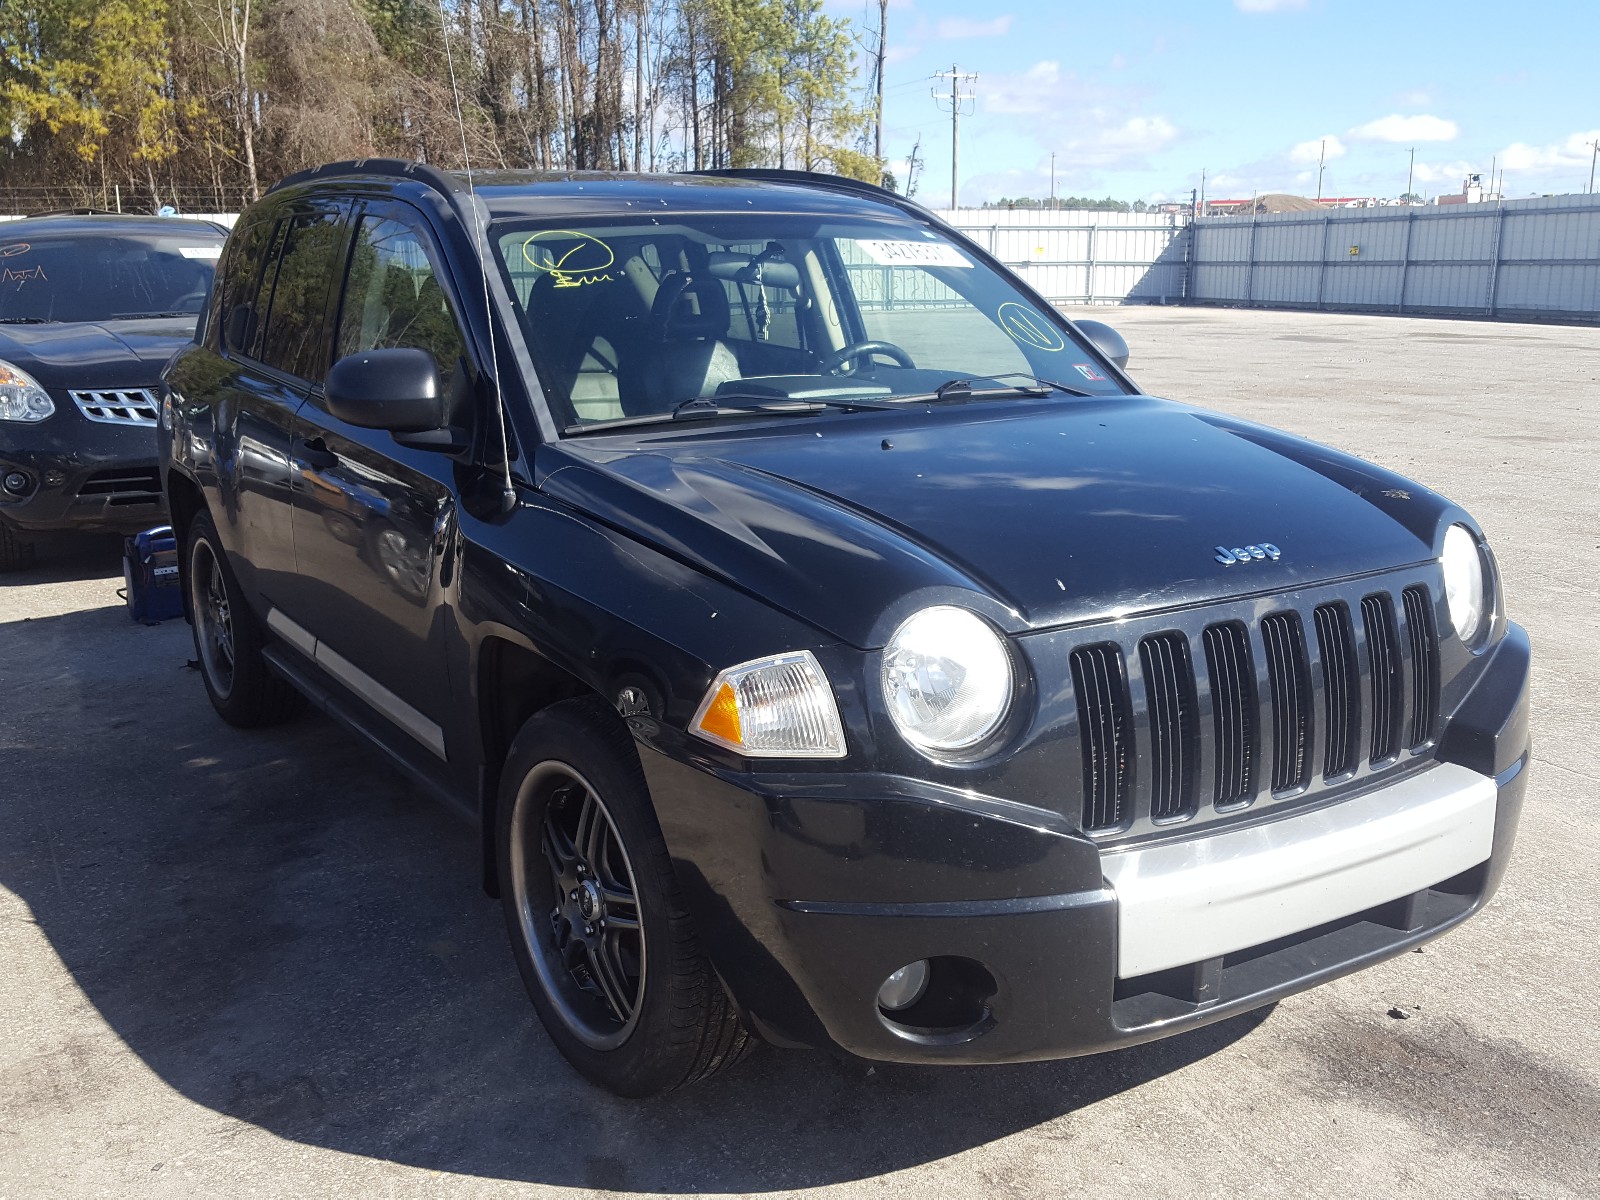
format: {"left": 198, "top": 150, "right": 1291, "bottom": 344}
{"left": 324, "top": 348, "right": 445, "bottom": 433}
{"left": 1074, "top": 319, "right": 1130, "bottom": 372}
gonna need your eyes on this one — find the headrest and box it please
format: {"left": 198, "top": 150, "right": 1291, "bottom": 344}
{"left": 649, "top": 271, "right": 729, "bottom": 341}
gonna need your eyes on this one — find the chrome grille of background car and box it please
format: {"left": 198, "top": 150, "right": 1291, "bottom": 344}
{"left": 1069, "top": 580, "right": 1443, "bottom": 838}
{"left": 70, "top": 388, "right": 161, "bottom": 426}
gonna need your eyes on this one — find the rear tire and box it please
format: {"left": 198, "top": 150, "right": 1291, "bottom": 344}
{"left": 0, "top": 520, "right": 35, "bottom": 573}
{"left": 497, "top": 697, "right": 752, "bottom": 1096}
{"left": 185, "top": 510, "right": 303, "bottom": 727}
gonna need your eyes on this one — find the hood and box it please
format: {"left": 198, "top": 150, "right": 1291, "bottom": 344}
{"left": 0, "top": 318, "right": 196, "bottom": 388}
{"left": 535, "top": 396, "right": 1451, "bottom": 648}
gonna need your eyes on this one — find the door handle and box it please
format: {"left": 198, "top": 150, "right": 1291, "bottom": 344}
{"left": 296, "top": 436, "right": 339, "bottom": 470}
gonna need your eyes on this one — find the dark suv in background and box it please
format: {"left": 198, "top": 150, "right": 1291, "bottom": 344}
{"left": 161, "top": 161, "right": 1529, "bottom": 1097}
{"left": 0, "top": 213, "right": 227, "bottom": 570}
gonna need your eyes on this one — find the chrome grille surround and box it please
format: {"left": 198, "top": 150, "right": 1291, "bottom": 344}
{"left": 69, "top": 388, "right": 161, "bottom": 426}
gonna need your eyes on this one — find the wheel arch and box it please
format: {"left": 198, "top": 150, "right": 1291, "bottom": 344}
{"left": 165, "top": 468, "right": 206, "bottom": 621}
{"left": 476, "top": 635, "right": 617, "bottom": 897}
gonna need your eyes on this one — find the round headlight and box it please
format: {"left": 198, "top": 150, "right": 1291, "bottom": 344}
{"left": 881, "top": 606, "right": 1013, "bottom": 753}
{"left": 1441, "top": 523, "right": 1487, "bottom": 643}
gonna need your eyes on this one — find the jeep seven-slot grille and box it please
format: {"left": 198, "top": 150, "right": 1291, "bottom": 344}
{"left": 1074, "top": 581, "right": 1442, "bottom": 835}
{"left": 1070, "top": 644, "right": 1132, "bottom": 831}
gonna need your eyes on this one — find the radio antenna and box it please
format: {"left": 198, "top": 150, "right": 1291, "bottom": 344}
{"left": 435, "top": 0, "right": 516, "bottom": 514}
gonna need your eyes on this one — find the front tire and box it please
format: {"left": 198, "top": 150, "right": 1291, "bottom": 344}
{"left": 0, "top": 519, "right": 35, "bottom": 573}
{"left": 185, "top": 510, "right": 303, "bottom": 727}
{"left": 497, "top": 698, "right": 751, "bottom": 1096}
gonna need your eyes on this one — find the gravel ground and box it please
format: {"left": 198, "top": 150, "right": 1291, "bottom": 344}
{"left": 1, "top": 306, "right": 1596, "bottom": 1199}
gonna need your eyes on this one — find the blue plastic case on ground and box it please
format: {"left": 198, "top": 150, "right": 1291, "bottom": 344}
{"left": 123, "top": 526, "right": 184, "bottom": 624}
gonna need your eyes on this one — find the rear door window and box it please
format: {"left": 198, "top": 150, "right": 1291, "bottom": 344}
{"left": 217, "top": 217, "right": 279, "bottom": 355}
{"left": 255, "top": 208, "right": 347, "bottom": 382}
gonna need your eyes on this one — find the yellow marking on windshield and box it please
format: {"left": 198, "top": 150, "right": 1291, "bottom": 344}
{"left": 520, "top": 230, "right": 617, "bottom": 289}
{"left": 0, "top": 243, "right": 32, "bottom": 258}
{"left": 997, "top": 301, "right": 1066, "bottom": 352}
{"left": 0, "top": 264, "right": 46, "bottom": 285}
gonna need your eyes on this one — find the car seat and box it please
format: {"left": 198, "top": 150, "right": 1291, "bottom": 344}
{"left": 620, "top": 271, "right": 740, "bottom": 415}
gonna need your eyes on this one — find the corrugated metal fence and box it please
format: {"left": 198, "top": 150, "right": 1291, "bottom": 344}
{"left": 934, "top": 207, "right": 1189, "bottom": 305}
{"left": 1189, "top": 194, "right": 1600, "bottom": 322}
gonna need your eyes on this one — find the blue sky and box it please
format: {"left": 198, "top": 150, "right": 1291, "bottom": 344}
{"left": 839, "top": 0, "right": 1600, "bottom": 205}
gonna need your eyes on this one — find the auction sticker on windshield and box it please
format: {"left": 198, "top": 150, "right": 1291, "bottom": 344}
{"left": 853, "top": 239, "right": 973, "bottom": 268}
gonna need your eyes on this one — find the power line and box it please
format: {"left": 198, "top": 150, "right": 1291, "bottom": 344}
{"left": 932, "top": 65, "right": 977, "bottom": 210}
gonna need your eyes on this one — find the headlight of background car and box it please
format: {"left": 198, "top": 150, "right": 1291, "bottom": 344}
{"left": 0, "top": 360, "right": 55, "bottom": 423}
{"left": 881, "top": 606, "right": 1013, "bottom": 754}
{"left": 1441, "top": 523, "right": 1488, "bottom": 643}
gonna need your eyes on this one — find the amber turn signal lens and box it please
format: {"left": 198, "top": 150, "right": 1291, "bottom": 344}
{"left": 689, "top": 651, "right": 847, "bottom": 759}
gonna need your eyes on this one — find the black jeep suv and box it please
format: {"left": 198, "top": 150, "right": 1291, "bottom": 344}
{"left": 160, "top": 160, "right": 1530, "bottom": 1096}
{"left": 0, "top": 213, "right": 227, "bottom": 570}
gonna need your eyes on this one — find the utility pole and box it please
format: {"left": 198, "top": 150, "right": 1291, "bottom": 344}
{"left": 1406, "top": 147, "right": 1415, "bottom": 202}
{"left": 1050, "top": 152, "right": 1056, "bottom": 206}
{"left": 1200, "top": 167, "right": 1206, "bottom": 216}
{"left": 1317, "top": 138, "right": 1327, "bottom": 203}
{"left": 872, "top": 0, "right": 887, "bottom": 163}
{"left": 932, "top": 65, "right": 977, "bottom": 210}
{"left": 1589, "top": 140, "right": 1599, "bottom": 194}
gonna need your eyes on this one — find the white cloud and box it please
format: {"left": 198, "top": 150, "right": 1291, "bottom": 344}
{"left": 1498, "top": 129, "right": 1600, "bottom": 172}
{"left": 1289, "top": 135, "right": 1346, "bottom": 164}
{"left": 1235, "top": 0, "right": 1307, "bottom": 11}
{"left": 1349, "top": 114, "right": 1459, "bottom": 143}
{"left": 935, "top": 16, "right": 1012, "bottom": 38}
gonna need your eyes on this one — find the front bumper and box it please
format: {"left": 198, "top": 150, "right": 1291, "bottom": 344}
{"left": 0, "top": 415, "right": 165, "bottom": 535}
{"left": 639, "top": 621, "right": 1531, "bottom": 1064}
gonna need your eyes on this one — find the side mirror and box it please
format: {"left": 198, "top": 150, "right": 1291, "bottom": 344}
{"left": 324, "top": 348, "right": 445, "bottom": 434}
{"left": 1075, "top": 319, "right": 1130, "bottom": 372}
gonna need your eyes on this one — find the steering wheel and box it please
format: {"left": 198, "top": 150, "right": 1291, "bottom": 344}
{"left": 818, "top": 340, "right": 916, "bottom": 376}
{"left": 168, "top": 290, "right": 209, "bottom": 311}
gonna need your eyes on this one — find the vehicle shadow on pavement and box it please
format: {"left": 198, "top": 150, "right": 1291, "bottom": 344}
{"left": 0, "top": 534, "right": 126, "bottom": 588}
{"left": 0, "top": 603, "right": 1269, "bottom": 1192}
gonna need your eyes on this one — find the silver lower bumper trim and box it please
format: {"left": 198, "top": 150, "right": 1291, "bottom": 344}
{"left": 1102, "top": 762, "right": 1497, "bottom": 978}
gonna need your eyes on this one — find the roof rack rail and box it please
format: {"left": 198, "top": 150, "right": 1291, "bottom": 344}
{"left": 266, "top": 158, "right": 465, "bottom": 200}
{"left": 687, "top": 168, "right": 936, "bottom": 220}
{"left": 26, "top": 208, "right": 125, "bottom": 218}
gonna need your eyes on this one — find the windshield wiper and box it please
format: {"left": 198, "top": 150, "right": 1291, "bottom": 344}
{"left": 111, "top": 311, "right": 195, "bottom": 320}
{"left": 911, "top": 374, "right": 1097, "bottom": 403}
{"left": 671, "top": 393, "right": 897, "bottom": 420}
{"left": 0, "top": 316, "right": 55, "bottom": 324}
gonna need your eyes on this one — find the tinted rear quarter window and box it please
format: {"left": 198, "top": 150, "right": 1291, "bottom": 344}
{"left": 217, "top": 217, "right": 278, "bottom": 356}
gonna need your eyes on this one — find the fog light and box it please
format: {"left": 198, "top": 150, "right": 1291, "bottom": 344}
{"left": 877, "top": 960, "right": 930, "bottom": 1012}
{"left": 2, "top": 471, "right": 30, "bottom": 495}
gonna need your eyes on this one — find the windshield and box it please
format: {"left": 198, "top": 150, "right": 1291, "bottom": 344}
{"left": 489, "top": 214, "right": 1127, "bottom": 430}
{"left": 0, "top": 229, "right": 224, "bottom": 323}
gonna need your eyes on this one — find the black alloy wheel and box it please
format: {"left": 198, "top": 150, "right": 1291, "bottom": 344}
{"left": 184, "top": 510, "right": 304, "bottom": 727}
{"left": 497, "top": 698, "right": 752, "bottom": 1096}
